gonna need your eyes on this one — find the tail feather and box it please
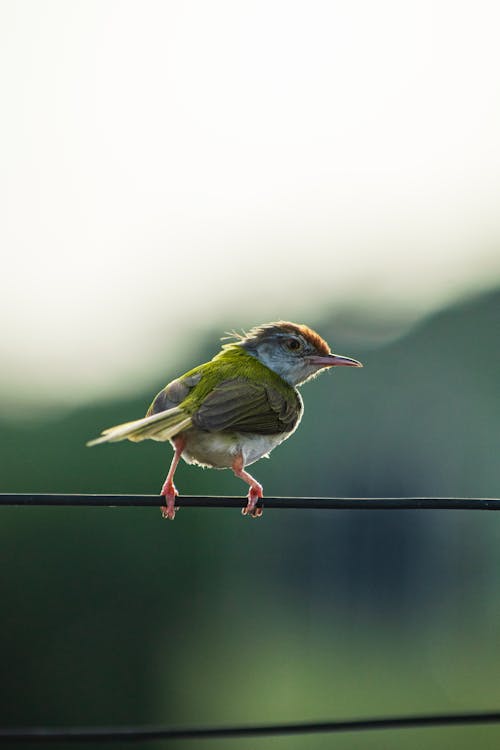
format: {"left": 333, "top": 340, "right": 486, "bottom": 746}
{"left": 86, "top": 407, "right": 192, "bottom": 446}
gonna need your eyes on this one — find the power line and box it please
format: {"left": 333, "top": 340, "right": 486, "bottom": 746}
{"left": 0, "top": 494, "right": 499, "bottom": 510}
{"left": 2, "top": 710, "right": 500, "bottom": 743}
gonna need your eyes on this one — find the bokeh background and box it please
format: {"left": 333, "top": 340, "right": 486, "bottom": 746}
{"left": 1, "top": 2, "right": 500, "bottom": 748}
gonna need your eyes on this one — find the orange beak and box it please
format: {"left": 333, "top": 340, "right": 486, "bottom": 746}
{"left": 307, "top": 353, "right": 363, "bottom": 368}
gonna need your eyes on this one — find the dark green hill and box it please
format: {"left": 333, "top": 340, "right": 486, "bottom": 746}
{"left": 0, "top": 290, "right": 499, "bottom": 748}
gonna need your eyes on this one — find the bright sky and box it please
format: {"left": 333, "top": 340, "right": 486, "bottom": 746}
{"left": 1, "top": 0, "right": 500, "bottom": 411}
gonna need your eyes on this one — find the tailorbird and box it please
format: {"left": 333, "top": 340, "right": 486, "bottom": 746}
{"left": 87, "top": 321, "right": 362, "bottom": 519}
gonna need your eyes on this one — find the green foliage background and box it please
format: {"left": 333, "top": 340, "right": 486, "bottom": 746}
{"left": 1, "top": 291, "right": 499, "bottom": 749}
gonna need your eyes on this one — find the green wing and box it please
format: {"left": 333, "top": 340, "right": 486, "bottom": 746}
{"left": 147, "top": 372, "right": 202, "bottom": 415}
{"left": 88, "top": 346, "right": 303, "bottom": 446}
{"left": 191, "top": 378, "right": 302, "bottom": 435}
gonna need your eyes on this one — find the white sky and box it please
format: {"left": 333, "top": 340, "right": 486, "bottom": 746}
{"left": 1, "top": 0, "right": 500, "bottom": 410}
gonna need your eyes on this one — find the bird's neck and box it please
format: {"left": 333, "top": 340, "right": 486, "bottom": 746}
{"left": 215, "top": 344, "right": 298, "bottom": 391}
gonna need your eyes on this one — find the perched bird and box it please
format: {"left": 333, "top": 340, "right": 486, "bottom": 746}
{"left": 87, "top": 321, "right": 362, "bottom": 519}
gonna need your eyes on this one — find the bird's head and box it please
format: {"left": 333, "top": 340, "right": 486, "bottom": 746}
{"left": 235, "top": 321, "right": 363, "bottom": 386}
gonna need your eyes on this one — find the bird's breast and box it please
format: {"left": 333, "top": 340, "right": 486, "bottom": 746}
{"left": 178, "top": 429, "right": 291, "bottom": 469}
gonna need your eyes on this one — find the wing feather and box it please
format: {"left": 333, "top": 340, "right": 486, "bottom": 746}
{"left": 192, "top": 379, "right": 301, "bottom": 435}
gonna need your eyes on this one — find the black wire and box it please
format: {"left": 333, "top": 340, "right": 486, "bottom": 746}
{"left": 1, "top": 494, "right": 499, "bottom": 509}
{"left": 1, "top": 711, "right": 500, "bottom": 743}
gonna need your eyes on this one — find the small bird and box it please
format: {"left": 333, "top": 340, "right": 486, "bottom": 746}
{"left": 87, "top": 321, "right": 362, "bottom": 519}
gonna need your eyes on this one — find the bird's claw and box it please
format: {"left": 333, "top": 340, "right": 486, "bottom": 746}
{"left": 242, "top": 486, "right": 263, "bottom": 518}
{"left": 160, "top": 503, "right": 179, "bottom": 520}
{"left": 160, "top": 481, "right": 179, "bottom": 520}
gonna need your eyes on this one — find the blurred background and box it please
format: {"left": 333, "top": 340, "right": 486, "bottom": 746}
{"left": 1, "top": 1, "right": 500, "bottom": 748}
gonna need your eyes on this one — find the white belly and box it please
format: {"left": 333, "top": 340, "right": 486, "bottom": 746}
{"left": 177, "top": 429, "right": 291, "bottom": 469}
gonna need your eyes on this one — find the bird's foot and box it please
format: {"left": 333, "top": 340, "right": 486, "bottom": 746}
{"left": 242, "top": 484, "right": 264, "bottom": 519}
{"left": 160, "top": 480, "right": 179, "bottom": 520}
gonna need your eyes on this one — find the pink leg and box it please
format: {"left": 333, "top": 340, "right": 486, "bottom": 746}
{"left": 160, "top": 437, "right": 185, "bottom": 520}
{"left": 232, "top": 454, "right": 264, "bottom": 518}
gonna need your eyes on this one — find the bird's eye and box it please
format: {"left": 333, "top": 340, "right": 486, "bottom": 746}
{"left": 285, "top": 338, "right": 302, "bottom": 351}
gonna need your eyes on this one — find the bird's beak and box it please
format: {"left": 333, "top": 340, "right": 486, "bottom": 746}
{"left": 307, "top": 353, "right": 363, "bottom": 368}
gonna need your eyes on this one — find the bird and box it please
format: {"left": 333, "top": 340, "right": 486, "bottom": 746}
{"left": 87, "top": 321, "right": 362, "bottom": 519}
